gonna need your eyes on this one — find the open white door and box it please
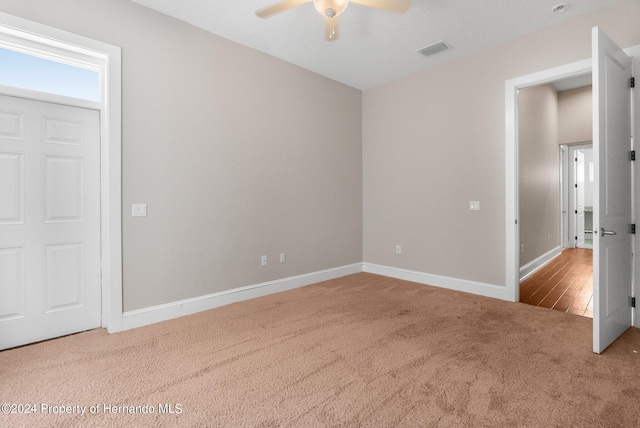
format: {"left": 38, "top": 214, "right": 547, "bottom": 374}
{"left": 592, "top": 27, "right": 633, "bottom": 354}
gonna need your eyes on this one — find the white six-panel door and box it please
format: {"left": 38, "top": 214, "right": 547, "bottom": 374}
{"left": 0, "top": 94, "right": 100, "bottom": 350}
{"left": 592, "top": 27, "right": 633, "bottom": 354}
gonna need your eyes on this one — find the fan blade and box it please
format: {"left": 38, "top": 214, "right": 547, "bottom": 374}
{"left": 256, "top": 0, "right": 311, "bottom": 18}
{"left": 350, "top": 0, "right": 410, "bottom": 14}
{"left": 325, "top": 15, "right": 339, "bottom": 41}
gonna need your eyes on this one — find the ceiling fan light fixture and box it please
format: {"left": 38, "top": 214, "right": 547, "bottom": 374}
{"left": 313, "top": 0, "right": 349, "bottom": 17}
{"left": 256, "top": 0, "right": 410, "bottom": 42}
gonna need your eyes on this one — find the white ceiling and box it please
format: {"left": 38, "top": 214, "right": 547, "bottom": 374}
{"left": 128, "top": 0, "right": 618, "bottom": 90}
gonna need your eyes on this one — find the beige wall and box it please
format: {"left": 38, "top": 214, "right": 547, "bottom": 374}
{"left": 363, "top": 0, "right": 640, "bottom": 287}
{"left": 559, "top": 86, "right": 593, "bottom": 144}
{"left": 0, "top": 0, "right": 363, "bottom": 311}
{"left": 518, "top": 84, "right": 560, "bottom": 267}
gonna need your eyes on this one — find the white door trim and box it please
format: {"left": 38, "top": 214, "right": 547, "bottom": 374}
{"left": 505, "top": 43, "right": 640, "bottom": 306}
{"left": 505, "top": 58, "right": 592, "bottom": 302}
{"left": 0, "top": 12, "right": 123, "bottom": 333}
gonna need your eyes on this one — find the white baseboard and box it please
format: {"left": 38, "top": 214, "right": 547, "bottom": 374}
{"left": 362, "top": 263, "right": 510, "bottom": 301}
{"left": 121, "top": 261, "right": 517, "bottom": 331}
{"left": 121, "top": 263, "right": 362, "bottom": 331}
{"left": 519, "top": 246, "right": 563, "bottom": 282}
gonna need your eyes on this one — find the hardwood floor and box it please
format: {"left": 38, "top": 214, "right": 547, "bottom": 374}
{"left": 519, "top": 248, "right": 593, "bottom": 318}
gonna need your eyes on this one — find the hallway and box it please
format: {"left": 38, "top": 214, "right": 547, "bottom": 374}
{"left": 519, "top": 248, "right": 593, "bottom": 318}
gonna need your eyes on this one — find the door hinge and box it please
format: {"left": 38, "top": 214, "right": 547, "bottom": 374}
{"left": 632, "top": 224, "right": 636, "bottom": 234}
{"left": 632, "top": 297, "right": 636, "bottom": 308}
{"left": 631, "top": 150, "right": 636, "bottom": 161}
{"left": 631, "top": 77, "right": 635, "bottom": 88}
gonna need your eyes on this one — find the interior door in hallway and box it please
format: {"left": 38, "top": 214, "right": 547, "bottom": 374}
{"left": 0, "top": 94, "right": 101, "bottom": 350}
{"left": 576, "top": 150, "right": 586, "bottom": 248}
{"left": 592, "top": 27, "right": 633, "bottom": 354}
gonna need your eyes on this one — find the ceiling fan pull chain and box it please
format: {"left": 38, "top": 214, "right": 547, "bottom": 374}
{"left": 325, "top": 7, "right": 337, "bottom": 40}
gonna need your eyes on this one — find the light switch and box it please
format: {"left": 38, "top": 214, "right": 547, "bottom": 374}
{"left": 469, "top": 201, "right": 480, "bottom": 211}
{"left": 132, "top": 204, "right": 147, "bottom": 217}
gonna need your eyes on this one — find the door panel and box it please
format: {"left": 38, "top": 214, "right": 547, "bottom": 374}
{"left": 44, "top": 242, "right": 85, "bottom": 313}
{"left": 0, "top": 246, "right": 25, "bottom": 321}
{"left": 0, "top": 95, "right": 100, "bottom": 350}
{"left": 592, "top": 27, "right": 633, "bottom": 353}
{"left": 43, "top": 117, "right": 85, "bottom": 146}
{"left": 0, "top": 110, "right": 23, "bottom": 139}
{"left": 0, "top": 151, "right": 24, "bottom": 224}
{"left": 43, "top": 155, "right": 85, "bottom": 223}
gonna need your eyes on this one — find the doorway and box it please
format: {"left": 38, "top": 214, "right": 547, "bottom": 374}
{"left": 506, "top": 28, "right": 637, "bottom": 353}
{"left": 562, "top": 144, "right": 594, "bottom": 250}
{"left": 517, "top": 79, "right": 594, "bottom": 318}
{"left": 0, "top": 11, "right": 123, "bottom": 348}
{"left": 505, "top": 58, "right": 593, "bottom": 305}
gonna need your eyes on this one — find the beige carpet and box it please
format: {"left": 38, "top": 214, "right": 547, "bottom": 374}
{"left": 1, "top": 273, "right": 639, "bottom": 427}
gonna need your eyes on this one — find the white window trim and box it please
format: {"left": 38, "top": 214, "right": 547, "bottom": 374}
{"left": 0, "top": 11, "right": 123, "bottom": 332}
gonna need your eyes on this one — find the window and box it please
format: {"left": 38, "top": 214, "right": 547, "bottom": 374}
{"left": 0, "top": 47, "right": 100, "bottom": 101}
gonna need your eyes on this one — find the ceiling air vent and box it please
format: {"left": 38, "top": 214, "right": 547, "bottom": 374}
{"left": 417, "top": 41, "right": 451, "bottom": 58}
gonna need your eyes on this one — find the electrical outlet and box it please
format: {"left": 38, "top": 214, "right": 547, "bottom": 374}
{"left": 396, "top": 245, "right": 402, "bottom": 254}
{"left": 261, "top": 255, "right": 268, "bottom": 266}
{"left": 280, "top": 253, "right": 286, "bottom": 264}
{"left": 469, "top": 201, "right": 480, "bottom": 211}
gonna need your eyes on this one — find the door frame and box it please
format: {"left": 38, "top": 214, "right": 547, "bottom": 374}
{"left": 0, "top": 12, "right": 124, "bottom": 333}
{"left": 505, "top": 43, "right": 640, "bottom": 312}
{"left": 506, "top": 58, "right": 591, "bottom": 303}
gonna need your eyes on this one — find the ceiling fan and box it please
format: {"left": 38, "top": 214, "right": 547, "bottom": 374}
{"left": 256, "top": 0, "right": 411, "bottom": 41}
